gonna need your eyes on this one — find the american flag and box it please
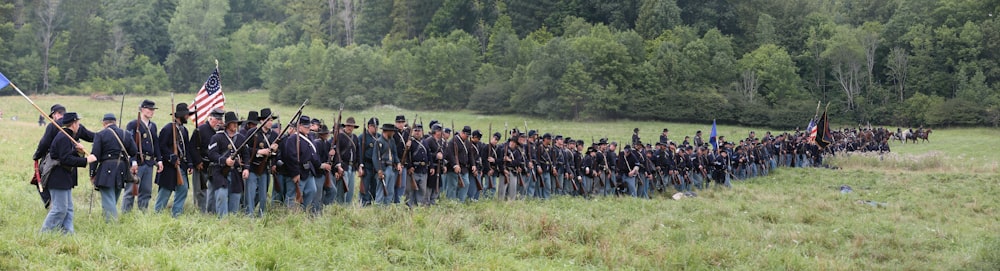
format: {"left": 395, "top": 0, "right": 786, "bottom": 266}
{"left": 806, "top": 119, "right": 817, "bottom": 142}
{"left": 192, "top": 67, "right": 224, "bottom": 125}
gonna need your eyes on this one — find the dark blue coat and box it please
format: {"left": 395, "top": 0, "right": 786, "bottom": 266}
{"left": 89, "top": 125, "right": 138, "bottom": 189}
{"left": 48, "top": 129, "right": 89, "bottom": 190}
{"left": 208, "top": 131, "right": 248, "bottom": 192}
{"left": 126, "top": 119, "right": 159, "bottom": 166}
{"left": 156, "top": 122, "right": 194, "bottom": 191}
{"left": 34, "top": 122, "right": 94, "bottom": 160}
{"left": 281, "top": 133, "right": 321, "bottom": 179}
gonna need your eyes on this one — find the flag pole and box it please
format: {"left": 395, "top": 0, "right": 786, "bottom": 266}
{"left": 11, "top": 82, "right": 86, "bottom": 157}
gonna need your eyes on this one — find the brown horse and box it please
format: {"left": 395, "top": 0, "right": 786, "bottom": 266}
{"left": 917, "top": 129, "right": 932, "bottom": 142}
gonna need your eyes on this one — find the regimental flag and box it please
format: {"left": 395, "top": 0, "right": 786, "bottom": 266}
{"left": 0, "top": 71, "right": 10, "bottom": 89}
{"left": 193, "top": 67, "right": 224, "bottom": 125}
{"left": 815, "top": 108, "right": 833, "bottom": 149}
{"left": 709, "top": 119, "right": 718, "bottom": 150}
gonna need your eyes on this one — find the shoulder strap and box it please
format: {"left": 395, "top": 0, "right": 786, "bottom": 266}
{"left": 108, "top": 128, "right": 131, "bottom": 159}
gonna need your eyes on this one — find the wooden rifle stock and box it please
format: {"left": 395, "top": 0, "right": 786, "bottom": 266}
{"left": 171, "top": 93, "right": 184, "bottom": 186}
{"left": 133, "top": 110, "right": 142, "bottom": 197}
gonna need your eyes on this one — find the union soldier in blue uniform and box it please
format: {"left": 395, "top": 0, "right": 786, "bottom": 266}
{"left": 358, "top": 118, "right": 380, "bottom": 206}
{"left": 373, "top": 123, "right": 400, "bottom": 205}
{"left": 41, "top": 112, "right": 97, "bottom": 234}
{"left": 405, "top": 124, "right": 430, "bottom": 206}
{"left": 89, "top": 113, "right": 138, "bottom": 221}
{"left": 124, "top": 100, "right": 161, "bottom": 213}
{"left": 207, "top": 112, "right": 249, "bottom": 217}
{"left": 33, "top": 104, "right": 95, "bottom": 208}
{"left": 244, "top": 109, "right": 277, "bottom": 216}
{"left": 333, "top": 117, "right": 361, "bottom": 205}
{"left": 281, "top": 115, "right": 325, "bottom": 212}
{"left": 190, "top": 108, "right": 224, "bottom": 213}
{"left": 154, "top": 103, "right": 195, "bottom": 217}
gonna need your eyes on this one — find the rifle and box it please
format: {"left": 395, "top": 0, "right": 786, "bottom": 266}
{"left": 133, "top": 109, "right": 142, "bottom": 197}
{"left": 397, "top": 115, "right": 411, "bottom": 190}
{"left": 451, "top": 121, "right": 465, "bottom": 188}
{"left": 486, "top": 123, "right": 495, "bottom": 190}
{"left": 358, "top": 124, "right": 367, "bottom": 197}
{"left": 170, "top": 93, "right": 185, "bottom": 186}
{"left": 376, "top": 139, "right": 389, "bottom": 198}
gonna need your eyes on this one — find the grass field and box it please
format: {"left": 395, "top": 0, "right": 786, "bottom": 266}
{"left": 1, "top": 92, "right": 999, "bottom": 270}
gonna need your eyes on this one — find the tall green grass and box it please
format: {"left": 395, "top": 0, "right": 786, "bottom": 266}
{"left": 1, "top": 93, "right": 998, "bottom": 270}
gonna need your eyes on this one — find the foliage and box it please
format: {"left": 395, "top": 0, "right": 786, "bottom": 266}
{"left": 1, "top": 0, "right": 999, "bottom": 127}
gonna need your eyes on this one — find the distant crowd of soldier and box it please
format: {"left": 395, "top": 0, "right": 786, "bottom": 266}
{"left": 34, "top": 101, "right": 898, "bottom": 234}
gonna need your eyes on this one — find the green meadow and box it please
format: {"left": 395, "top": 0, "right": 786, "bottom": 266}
{"left": 1, "top": 92, "right": 998, "bottom": 270}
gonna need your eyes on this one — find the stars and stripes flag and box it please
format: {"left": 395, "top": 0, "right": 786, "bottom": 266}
{"left": 807, "top": 119, "right": 817, "bottom": 142}
{"left": 192, "top": 67, "right": 224, "bottom": 125}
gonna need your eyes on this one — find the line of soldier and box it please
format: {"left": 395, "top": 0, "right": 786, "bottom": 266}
{"left": 34, "top": 101, "right": 845, "bottom": 233}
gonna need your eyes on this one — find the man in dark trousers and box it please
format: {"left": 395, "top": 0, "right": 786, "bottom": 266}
{"left": 155, "top": 103, "right": 195, "bottom": 217}
{"left": 124, "top": 100, "right": 161, "bottom": 213}
{"left": 41, "top": 112, "right": 98, "bottom": 234}
{"left": 89, "top": 113, "right": 138, "bottom": 222}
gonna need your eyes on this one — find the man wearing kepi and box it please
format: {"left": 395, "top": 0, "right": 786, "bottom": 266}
{"left": 358, "top": 118, "right": 380, "bottom": 206}
{"left": 41, "top": 112, "right": 98, "bottom": 234}
{"left": 89, "top": 113, "right": 137, "bottom": 222}
{"left": 444, "top": 126, "right": 472, "bottom": 202}
{"left": 207, "top": 112, "right": 248, "bottom": 217}
{"left": 33, "top": 104, "right": 95, "bottom": 208}
{"left": 405, "top": 124, "right": 430, "bottom": 206}
{"left": 124, "top": 99, "right": 161, "bottom": 213}
{"left": 282, "top": 115, "right": 323, "bottom": 211}
{"left": 373, "top": 123, "right": 400, "bottom": 205}
{"left": 391, "top": 115, "right": 409, "bottom": 204}
{"left": 155, "top": 103, "right": 195, "bottom": 217}
{"left": 190, "top": 108, "right": 225, "bottom": 213}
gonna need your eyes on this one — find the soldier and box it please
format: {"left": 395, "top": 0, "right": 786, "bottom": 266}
{"left": 422, "top": 124, "right": 445, "bottom": 205}
{"left": 618, "top": 144, "right": 640, "bottom": 197}
{"left": 660, "top": 128, "right": 670, "bottom": 144}
{"left": 358, "top": 118, "right": 380, "bottom": 206}
{"left": 292, "top": 116, "right": 327, "bottom": 211}
{"left": 154, "top": 103, "right": 195, "bottom": 217}
{"left": 33, "top": 104, "right": 96, "bottom": 209}
{"left": 522, "top": 130, "right": 538, "bottom": 198}
{"left": 444, "top": 126, "right": 473, "bottom": 202}
{"left": 124, "top": 100, "right": 161, "bottom": 213}
{"left": 711, "top": 148, "right": 733, "bottom": 188}
{"left": 245, "top": 109, "right": 277, "bottom": 216}
{"left": 373, "top": 123, "right": 400, "bottom": 205}
{"left": 41, "top": 112, "right": 98, "bottom": 234}
{"left": 333, "top": 117, "right": 361, "bottom": 205}
{"left": 191, "top": 108, "right": 224, "bottom": 213}
{"left": 632, "top": 128, "right": 641, "bottom": 146}
{"left": 207, "top": 112, "right": 249, "bottom": 217}
{"left": 405, "top": 124, "right": 430, "bottom": 207}
{"left": 313, "top": 124, "right": 335, "bottom": 208}
{"left": 498, "top": 134, "right": 523, "bottom": 201}
{"left": 536, "top": 133, "right": 555, "bottom": 199}
{"left": 467, "top": 130, "right": 485, "bottom": 201}
{"left": 391, "top": 115, "right": 409, "bottom": 204}
{"left": 694, "top": 131, "right": 704, "bottom": 147}
{"left": 89, "top": 113, "right": 138, "bottom": 222}
{"left": 581, "top": 145, "right": 598, "bottom": 197}
{"left": 484, "top": 132, "right": 502, "bottom": 199}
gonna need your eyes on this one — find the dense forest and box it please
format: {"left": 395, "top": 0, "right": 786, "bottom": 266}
{"left": 1, "top": 0, "right": 998, "bottom": 127}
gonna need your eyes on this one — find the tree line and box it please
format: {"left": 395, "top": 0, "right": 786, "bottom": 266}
{"left": 1, "top": 0, "right": 998, "bottom": 127}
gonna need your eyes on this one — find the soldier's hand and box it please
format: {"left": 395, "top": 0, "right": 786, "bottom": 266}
{"left": 225, "top": 158, "right": 235, "bottom": 167}
{"left": 488, "top": 169, "right": 494, "bottom": 176}
{"left": 293, "top": 175, "right": 300, "bottom": 183}
{"left": 429, "top": 168, "right": 435, "bottom": 175}
{"left": 378, "top": 170, "right": 385, "bottom": 180}
{"left": 436, "top": 152, "right": 443, "bottom": 160}
{"left": 409, "top": 168, "right": 415, "bottom": 175}
{"left": 472, "top": 165, "right": 477, "bottom": 172}
{"left": 321, "top": 163, "right": 332, "bottom": 171}
{"left": 488, "top": 157, "right": 495, "bottom": 163}
{"left": 358, "top": 168, "right": 365, "bottom": 177}
{"left": 257, "top": 148, "right": 271, "bottom": 156}
{"left": 196, "top": 163, "right": 204, "bottom": 171}
{"left": 86, "top": 154, "right": 97, "bottom": 163}
{"left": 270, "top": 143, "right": 278, "bottom": 150}
{"left": 396, "top": 164, "right": 402, "bottom": 172}
{"left": 75, "top": 143, "right": 86, "bottom": 152}
{"left": 335, "top": 172, "right": 343, "bottom": 179}
{"left": 453, "top": 165, "right": 461, "bottom": 174}
{"left": 504, "top": 156, "right": 512, "bottom": 162}
{"left": 131, "top": 165, "right": 138, "bottom": 175}
{"left": 242, "top": 169, "right": 250, "bottom": 180}
{"left": 329, "top": 149, "right": 336, "bottom": 157}
{"left": 156, "top": 161, "right": 164, "bottom": 173}
{"left": 187, "top": 168, "right": 193, "bottom": 175}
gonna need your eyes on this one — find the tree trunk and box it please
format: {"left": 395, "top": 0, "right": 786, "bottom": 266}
{"left": 36, "top": 0, "right": 62, "bottom": 94}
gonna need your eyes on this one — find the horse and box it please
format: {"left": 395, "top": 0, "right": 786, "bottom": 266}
{"left": 917, "top": 129, "right": 932, "bottom": 142}
{"left": 903, "top": 130, "right": 918, "bottom": 144}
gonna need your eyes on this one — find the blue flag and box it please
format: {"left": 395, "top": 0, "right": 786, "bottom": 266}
{"left": 0, "top": 71, "right": 9, "bottom": 90}
{"left": 709, "top": 119, "right": 718, "bottom": 150}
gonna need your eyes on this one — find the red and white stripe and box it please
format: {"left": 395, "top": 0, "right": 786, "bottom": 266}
{"left": 191, "top": 69, "right": 224, "bottom": 125}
